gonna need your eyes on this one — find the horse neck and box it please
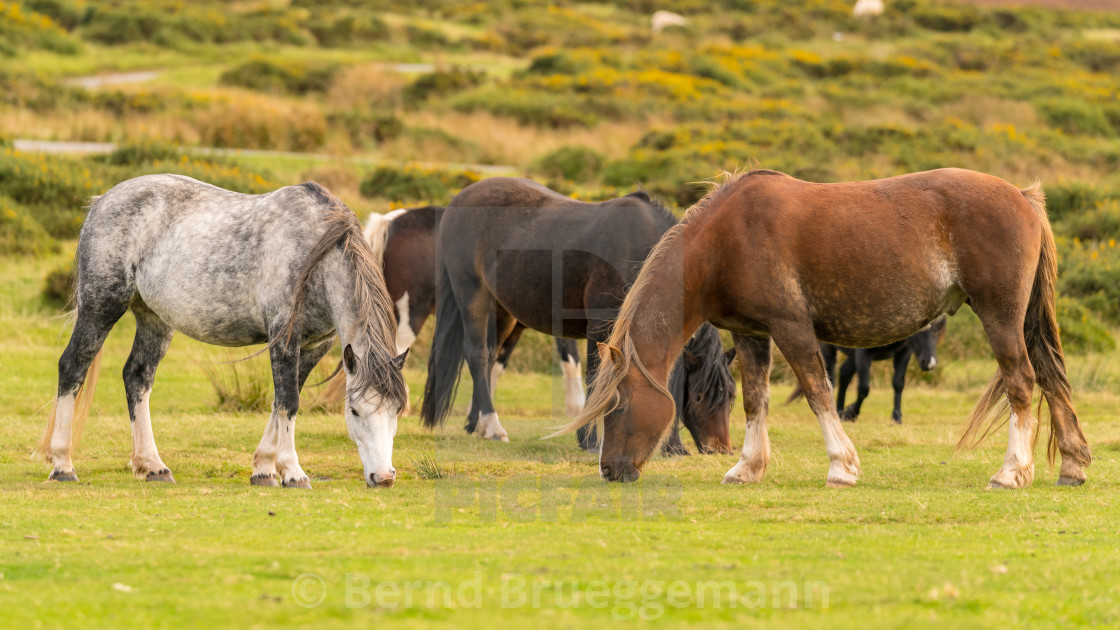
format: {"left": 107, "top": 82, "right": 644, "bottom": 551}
{"left": 322, "top": 253, "right": 376, "bottom": 356}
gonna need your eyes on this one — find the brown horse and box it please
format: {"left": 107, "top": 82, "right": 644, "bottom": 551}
{"left": 562, "top": 168, "right": 1091, "bottom": 489}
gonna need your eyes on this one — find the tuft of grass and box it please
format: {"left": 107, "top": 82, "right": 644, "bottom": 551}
{"left": 410, "top": 450, "right": 445, "bottom": 480}
{"left": 200, "top": 356, "right": 272, "bottom": 413}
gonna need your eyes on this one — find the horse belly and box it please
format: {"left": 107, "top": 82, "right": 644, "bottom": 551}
{"left": 135, "top": 268, "right": 268, "bottom": 347}
{"left": 806, "top": 257, "right": 959, "bottom": 348}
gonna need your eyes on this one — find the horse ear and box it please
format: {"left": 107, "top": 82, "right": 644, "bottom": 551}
{"left": 724, "top": 347, "right": 737, "bottom": 364}
{"left": 597, "top": 342, "right": 622, "bottom": 365}
{"left": 343, "top": 344, "right": 357, "bottom": 373}
{"left": 391, "top": 348, "right": 409, "bottom": 371}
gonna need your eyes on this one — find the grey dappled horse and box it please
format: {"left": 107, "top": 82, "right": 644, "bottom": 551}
{"left": 35, "top": 175, "right": 408, "bottom": 488}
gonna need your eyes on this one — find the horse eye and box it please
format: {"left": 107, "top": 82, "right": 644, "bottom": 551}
{"left": 695, "top": 393, "right": 703, "bottom": 401}
{"left": 350, "top": 408, "right": 360, "bottom": 417}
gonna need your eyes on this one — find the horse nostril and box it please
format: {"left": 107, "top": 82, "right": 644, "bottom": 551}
{"left": 370, "top": 471, "right": 396, "bottom": 488}
{"left": 600, "top": 464, "right": 614, "bottom": 481}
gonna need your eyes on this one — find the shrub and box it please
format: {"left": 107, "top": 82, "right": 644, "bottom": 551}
{"left": 452, "top": 88, "right": 598, "bottom": 128}
{"left": 202, "top": 359, "right": 273, "bottom": 413}
{"left": 328, "top": 110, "right": 405, "bottom": 146}
{"left": 912, "top": 3, "right": 982, "bottom": 32}
{"left": 101, "top": 138, "right": 181, "bottom": 166}
{"left": 533, "top": 146, "right": 605, "bottom": 183}
{"left": 42, "top": 261, "right": 75, "bottom": 308}
{"left": 359, "top": 164, "right": 481, "bottom": 203}
{"left": 1056, "top": 199, "right": 1120, "bottom": 242}
{"left": 1035, "top": 97, "right": 1115, "bottom": 137}
{"left": 1046, "top": 181, "right": 1119, "bottom": 221}
{"left": 309, "top": 13, "right": 388, "bottom": 47}
{"left": 219, "top": 57, "right": 340, "bottom": 95}
{"left": 403, "top": 67, "right": 487, "bottom": 103}
{"left": 0, "top": 193, "right": 56, "bottom": 256}
{"left": 0, "top": 1, "right": 81, "bottom": 54}
{"left": 1058, "top": 237, "right": 1120, "bottom": 325}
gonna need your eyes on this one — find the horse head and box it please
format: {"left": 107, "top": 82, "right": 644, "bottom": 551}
{"left": 907, "top": 315, "right": 947, "bottom": 371}
{"left": 670, "top": 324, "right": 737, "bottom": 454}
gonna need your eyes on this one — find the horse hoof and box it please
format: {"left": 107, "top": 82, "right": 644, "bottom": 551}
{"left": 49, "top": 469, "right": 79, "bottom": 482}
{"left": 282, "top": 478, "right": 312, "bottom": 489}
{"left": 1056, "top": 476, "right": 1085, "bottom": 487}
{"left": 987, "top": 480, "right": 1018, "bottom": 490}
{"left": 825, "top": 479, "right": 857, "bottom": 488}
{"left": 250, "top": 474, "right": 280, "bottom": 487}
{"left": 145, "top": 469, "right": 176, "bottom": 483}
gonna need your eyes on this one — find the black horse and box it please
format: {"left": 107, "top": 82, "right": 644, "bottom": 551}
{"left": 791, "top": 317, "right": 947, "bottom": 424}
{"left": 420, "top": 178, "right": 735, "bottom": 452}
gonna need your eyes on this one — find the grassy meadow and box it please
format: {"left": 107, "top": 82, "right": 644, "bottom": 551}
{"left": 3, "top": 0, "right": 1120, "bottom": 627}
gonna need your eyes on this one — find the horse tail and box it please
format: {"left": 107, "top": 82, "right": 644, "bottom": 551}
{"left": 34, "top": 349, "right": 102, "bottom": 461}
{"left": 959, "top": 182, "right": 1073, "bottom": 464}
{"left": 784, "top": 382, "right": 804, "bottom": 405}
{"left": 419, "top": 261, "right": 465, "bottom": 429}
{"left": 364, "top": 208, "right": 407, "bottom": 263}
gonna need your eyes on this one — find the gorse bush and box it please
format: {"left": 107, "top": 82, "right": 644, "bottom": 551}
{"left": 0, "top": 0, "right": 80, "bottom": 55}
{"left": 403, "top": 67, "right": 487, "bottom": 103}
{"left": 359, "top": 164, "right": 481, "bottom": 203}
{"left": 220, "top": 57, "right": 340, "bottom": 95}
{"left": 0, "top": 193, "right": 56, "bottom": 256}
{"left": 533, "top": 146, "right": 605, "bottom": 184}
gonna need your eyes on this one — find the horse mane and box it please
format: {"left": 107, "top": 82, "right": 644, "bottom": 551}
{"left": 624, "top": 188, "right": 674, "bottom": 224}
{"left": 555, "top": 170, "right": 766, "bottom": 439}
{"left": 279, "top": 182, "right": 406, "bottom": 408}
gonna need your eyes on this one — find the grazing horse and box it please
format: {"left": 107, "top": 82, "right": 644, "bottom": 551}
{"left": 34, "top": 175, "right": 408, "bottom": 488}
{"left": 787, "top": 316, "right": 947, "bottom": 424}
{"left": 564, "top": 168, "right": 1090, "bottom": 490}
{"left": 362, "top": 206, "right": 586, "bottom": 417}
{"left": 420, "top": 178, "right": 735, "bottom": 452}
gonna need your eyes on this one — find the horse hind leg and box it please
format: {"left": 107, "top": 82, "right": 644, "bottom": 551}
{"left": 124, "top": 306, "right": 175, "bottom": 482}
{"left": 976, "top": 315, "right": 1038, "bottom": 490}
{"left": 44, "top": 299, "right": 128, "bottom": 481}
{"left": 723, "top": 334, "right": 773, "bottom": 484}
{"left": 772, "top": 323, "right": 860, "bottom": 487}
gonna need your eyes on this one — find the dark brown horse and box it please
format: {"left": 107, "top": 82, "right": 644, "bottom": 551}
{"left": 563, "top": 168, "right": 1091, "bottom": 489}
{"left": 420, "top": 178, "right": 735, "bottom": 452}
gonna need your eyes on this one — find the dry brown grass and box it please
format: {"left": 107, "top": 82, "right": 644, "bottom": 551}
{"left": 325, "top": 64, "right": 409, "bottom": 111}
{"left": 400, "top": 109, "right": 652, "bottom": 167}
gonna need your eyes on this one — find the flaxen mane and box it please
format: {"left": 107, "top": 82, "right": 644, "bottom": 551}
{"left": 555, "top": 170, "right": 757, "bottom": 439}
{"left": 279, "top": 183, "right": 406, "bottom": 408}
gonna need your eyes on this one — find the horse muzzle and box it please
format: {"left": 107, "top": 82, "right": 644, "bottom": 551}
{"left": 368, "top": 469, "right": 396, "bottom": 488}
{"left": 600, "top": 462, "right": 641, "bottom": 483}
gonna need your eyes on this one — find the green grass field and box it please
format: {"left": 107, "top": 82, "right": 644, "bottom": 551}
{"left": 3, "top": 248, "right": 1120, "bottom": 629}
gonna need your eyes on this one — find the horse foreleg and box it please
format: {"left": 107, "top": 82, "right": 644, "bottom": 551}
{"left": 723, "top": 334, "right": 772, "bottom": 484}
{"left": 124, "top": 308, "right": 175, "bottom": 482}
{"left": 463, "top": 301, "right": 513, "bottom": 441}
{"left": 773, "top": 324, "right": 860, "bottom": 487}
{"left": 841, "top": 351, "right": 872, "bottom": 422}
{"left": 254, "top": 341, "right": 311, "bottom": 488}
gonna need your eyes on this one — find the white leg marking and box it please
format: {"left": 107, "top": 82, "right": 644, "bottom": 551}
{"left": 394, "top": 293, "right": 416, "bottom": 356}
{"left": 561, "top": 358, "right": 585, "bottom": 417}
{"left": 819, "top": 411, "right": 861, "bottom": 487}
{"left": 49, "top": 393, "right": 77, "bottom": 475}
{"left": 723, "top": 414, "right": 771, "bottom": 484}
{"left": 129, "top": 389, "right": 170, "bottom": 479}
{"left": 252, "top": 411, "right": 282, "bottom": 484}
{"left": 476, "top": 412, "right": 509, "bottom": 442}
{"left": 275, "top": 414, "right": 310, "bottom": 488}
{"left": 989, "top": 411, "right": 1036, "bottom": 489}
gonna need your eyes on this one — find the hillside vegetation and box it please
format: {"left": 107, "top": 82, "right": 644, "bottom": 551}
{"left": 2, "top": 0, "right": 1120, "bottom": 363}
